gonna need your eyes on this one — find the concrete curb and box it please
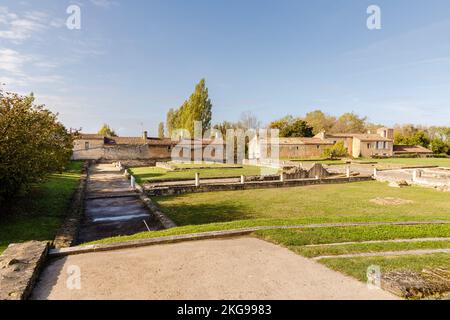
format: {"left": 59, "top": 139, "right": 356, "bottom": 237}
{"left": 48, "top": 220, "right": 450, "bottom": 258}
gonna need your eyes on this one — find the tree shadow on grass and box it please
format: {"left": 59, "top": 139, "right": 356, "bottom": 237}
{"left": 158, "top": 202, "right": 254, "bottom": 226}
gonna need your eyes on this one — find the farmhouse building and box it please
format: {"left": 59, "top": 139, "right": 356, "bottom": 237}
{"left": 393, "top": 145, "right": 433, "bottom": 157}
{"left": 72, "top": 132, "right": 174, "bottom": 161}
{"left": 314, "top": 127, "right": 394, "bottom": 158}
{"left": 248, "top": 136, "right": 334, "bottom": 160}
{"left": 72, "top": 132, "right": 226, "bottom": 161}
{"left": 249, "top": 127, "right": 396, "bottom": 160}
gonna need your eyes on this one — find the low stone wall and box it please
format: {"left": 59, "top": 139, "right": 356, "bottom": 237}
{"left": 145, "top": 175, "right": 373, "bottom": 196}
{"left": 0, "top": 241, "right": 49, "bottom": 300}
{"left": 53, "top": 161, "right": 89, "bottom": 248}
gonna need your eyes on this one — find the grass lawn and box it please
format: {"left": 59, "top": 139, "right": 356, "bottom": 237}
{"left": 254, "top": 225, "right": 450, "bottom": 258}
{"left": 320, "top": 253, "right": 449, "bottom": 283}
{"left": 153, "top": 181, "right": 450, "bottom": 226}
{"left": 0, "top": 161, "right": 83, "bottom": 254}
{"left": 371, "top": 157, "right": 450, "bottom": 168}
{"left": 130, "top": 165, "right": 279, "bottom": 183}
{"left": 254, "top": 225, "right": 450, "bottom": 299}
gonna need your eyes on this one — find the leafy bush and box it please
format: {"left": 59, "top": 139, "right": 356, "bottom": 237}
{"left": 0, "top": 92, "right": 73, "bottom": 204}
{"left": 322, "top": 141, "right": 348, "bottom": 159}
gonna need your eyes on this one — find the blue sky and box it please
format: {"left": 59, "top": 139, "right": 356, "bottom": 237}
{"left": 1, "top": 0, "right": 450, "bottom": 136}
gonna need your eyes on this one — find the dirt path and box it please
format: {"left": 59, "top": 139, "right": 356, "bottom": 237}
{"left": 32, "top": 237, "right": 397, "bottom": 300}
{"left": 77, "top": 163, "right": 161, "bottom": 244}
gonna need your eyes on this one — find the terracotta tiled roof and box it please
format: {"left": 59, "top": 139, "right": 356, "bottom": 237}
{"left": 76, "top": 133, "right": 105, "bottom": 140}
{"left": 105, "top": 137, "right": 174, "bottom": 146}
{"left": 351, "top": 134, "right": 392, "bottom": 142}
{"left": 394, "top": 145, "right": 433, "bottom": 154}
{"left": 325, "top": 133, "right": 392, "bottom": 142}
{"left": 260, "top": 137, "right": 334, "bottom": 145}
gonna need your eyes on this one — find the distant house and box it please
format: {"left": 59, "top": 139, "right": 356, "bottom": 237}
{"left": 248, "top": 136, "right": 334, "bottom": 160}
{"left": 72, "top": 131, "right": 225, "bottom": 161}
{"left": 393, "top": 145, "right": 433, "bottom": 157}
{"left": 249, "top": 127, "right": 396, "bottom": 160}
{"left": 72, "top": 131, "right": 174, "bottom": 161}
{"left": 314, "top": 127, "right": 394, "bottom": 158}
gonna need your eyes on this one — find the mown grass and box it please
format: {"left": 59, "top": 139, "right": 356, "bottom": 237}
{"left": 372, "top": 157, "right": 450, "bottom": 168}
{"left": 295, "top": 240, "right": 450, "bottom": 258}
{"left": 0, "top": 161, "right": 83, "bottom": 254}
{"left": 129, "top": 165, "right": 279, "bottom": 183}
{"left": 86, "top": 221, "right": 450, "bottom": 246}
{"left": 320, "top": 253, "right": 450, "bottom": 283}
{"left": 153, "top": 181, "right": 450, "bottom": 226}
{"left": 254, "top": 224, "right": 450, "bottom": 247}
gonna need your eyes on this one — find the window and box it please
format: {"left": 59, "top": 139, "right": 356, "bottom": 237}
{"left": 367, "top": 143, "right": 371, "bottom": 149}
{"left": 167, "top": 146, "right": 172, "bottom": 152}
{"left": 85, "top": 142, "right": 89, "bottom": 150}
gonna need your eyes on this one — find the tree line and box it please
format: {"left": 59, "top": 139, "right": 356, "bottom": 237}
{"left": 161, "top": 80, "right": 449, "bottom": 155}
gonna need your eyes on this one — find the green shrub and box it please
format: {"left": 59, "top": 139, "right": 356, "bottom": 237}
{"left": 0, "top": 92, "right": 73, "bottom": 205}
{"left": 322, "top": 141, "right": 348, "bottom": 159}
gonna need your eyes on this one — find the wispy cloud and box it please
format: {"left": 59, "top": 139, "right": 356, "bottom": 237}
{"left": 90, "top": 0, "right": 119, "bottom": 8}
{"left": 0, "top": 6, "right": 63, "bottom": 43}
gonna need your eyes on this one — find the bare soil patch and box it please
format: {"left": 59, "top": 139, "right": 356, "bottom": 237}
{"left": 370, "top": 197, "right": 414, "bottom": 206}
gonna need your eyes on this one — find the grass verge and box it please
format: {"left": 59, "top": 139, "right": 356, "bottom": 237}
{"left": 0, "top": 161, "right": 83, "bottom": 254}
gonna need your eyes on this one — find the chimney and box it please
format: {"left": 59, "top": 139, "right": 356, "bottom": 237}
{"left": 142, "top": 131, "right": 148, "bottom": 141}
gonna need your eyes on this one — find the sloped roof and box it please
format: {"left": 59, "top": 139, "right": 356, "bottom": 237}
{"left": 324, "top": 133, "right": 392, "bottom": 142}
{"left": 260, "top": 137, "right": 334, "bottom": 145}
{"left": 76, "top": 133, "right": 105, "bottom": 140}
{"left": 105, "top": 137, "right": 174, "bottom": 146}
{"left": 351, "top": 134, "right": 392, "bottom": 142}
{"left": 393, "top": 145, "right": 433, "bottom": 154}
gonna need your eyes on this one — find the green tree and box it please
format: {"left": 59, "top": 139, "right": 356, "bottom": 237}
{"left": 98, "top": 124, "right": 117, "bottom": 137}
{"left": 304, "top": 110, "right": 335, "bottom": 134}
{"left": 430, "top": 137, "right": 449, "bottom": 154}
{"left": 280, "top": 118, "right": 314, "bottom": 137}
{"left": 409, "top": 131, "right": 430, "bottom": 148}
{"left": 331, "top": 112, "right": 367, "bottom": 133}
{"left": 166, "top": 79, "right": 213, "bottom": 136}
{"left": 268, "top": 115, "right": 294, "bottom": 132}
{"left": 158, "top": 122, "right": 165, "bottom": 138}
{"left": 0, "top": 91, "right": 73, "bottom": 204}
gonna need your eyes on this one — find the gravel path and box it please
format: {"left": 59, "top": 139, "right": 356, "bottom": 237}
{"left": 31, "top": 237, "right": 397, "bottom": 300}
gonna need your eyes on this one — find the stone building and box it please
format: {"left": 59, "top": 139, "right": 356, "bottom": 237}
{"left": 249, "top": 127, "right": 396, "bottom": 160}
{"left": 72, "top": 132, "right": 174, "bottom": 161}
{"left": 314, "top": 127, "right": 394, "bottom": 158}
{"left": 248, "top": 137, "right": 334, "bottom": 160}
{"left": 72, "top": 132, "right": 226, "bottom": 162}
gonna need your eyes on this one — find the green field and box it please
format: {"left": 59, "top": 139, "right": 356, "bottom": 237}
{"left": 373, "top": 157, "right": 450, "bottom": 168}
{"left": 153, "top": 181, "right": 450, "bottom": 226}
{"left": 130, "top": 165, "right": 279, "bottom": 183}
{"left": 0, "top": 161, "right": 83, "bottom": 254}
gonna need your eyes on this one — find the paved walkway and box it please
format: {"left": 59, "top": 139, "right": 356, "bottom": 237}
{"left": 77, "top": 163, "right": 160, "bottom": 244}
{"left": 31, "top": 237, "right": 397, "bottom": 300}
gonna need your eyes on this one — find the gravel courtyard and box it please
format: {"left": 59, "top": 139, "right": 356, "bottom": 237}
{"left": 31, "top": 237, "right": 397, "bottom": 300}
